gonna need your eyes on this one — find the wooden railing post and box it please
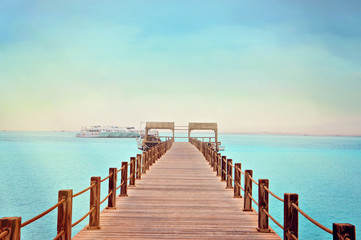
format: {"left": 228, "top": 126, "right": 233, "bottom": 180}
{"left": 234, "top": 163, "right": 242, "bottom": 198}
{"left": 258, "top": 179, "right": 270, "bottom": 232}
{"left": 142, "top": 152, "right": 146, "bottom": 174}
{"left": 129, "top": 157, "right": 136, "bottom": 187}
{"left": 146, "top": 151, "right": 150, "bottom": 170}
{"left": 157, "top": 145, "right": 160, "bottom": 158}
{"left": 213, "top": 151, "right": 217, "bottom": 172}
{"left": 88, "top": 177, "right": 101, "bottom": 229}
{"left": 150, "top": 148, "right": 154, "bottom": 166}
{"left": 206, "top": 147, "right": 209, "bottom": 163}
{"left": 221, "top": 156, "right": 227, "bottom": 181}
{"left": 120, "top": 162, "right": 128, "bottom": 197}
{"left": 284, "top": 193, "right": 298, "bottom": 240}
{"left": 217, "top": 153, "right": 221, "bottom": 176}
{"left": 107, "top": 168, "right": 117, "bottom": 209}
{"left": 153, "top": 146, "right": 156, "bottom": 161}
{"left": 136, "top": 154, "right": 141, "bottom": 179}
{"left": 0, "top": 217, "right": 21, "bottom": 240}
{"left": 243, "top": 170, "right": 253, "bottom": 211}
{"left": 57, "top": 189, "right": 73, "bottom": 239}
{"left": 226, "top": 159, "right": 233, "bottom": 189}
{"left": 153, "top": 147, "right": 156, "bottom": 164}
{"left": 210, "top": 149, "right": 214, "bottom": 167}
{"left": 333, "top": 223, "right": 356, "bottom": 240}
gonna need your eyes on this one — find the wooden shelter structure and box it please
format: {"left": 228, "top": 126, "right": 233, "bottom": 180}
{"left": 188, "top": 122, "right": 218, "bottom": 147}
{"left": 145, "top": 122, "right": 175, "bottom": 144}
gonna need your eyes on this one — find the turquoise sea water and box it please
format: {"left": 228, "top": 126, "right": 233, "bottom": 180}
{"left": 0, "top": 132, "right": 360, "bottom": 239}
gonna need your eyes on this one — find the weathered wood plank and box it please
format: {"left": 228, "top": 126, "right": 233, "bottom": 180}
{"left": 73, "top": 142, "right": 281, "bottom": 240}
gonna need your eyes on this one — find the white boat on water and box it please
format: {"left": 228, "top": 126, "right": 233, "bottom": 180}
{"left": 76, "top": 126, "right": 140, "bottom": 138}
{"left": 136, "top": 130, "right": 160, "bottom": 150}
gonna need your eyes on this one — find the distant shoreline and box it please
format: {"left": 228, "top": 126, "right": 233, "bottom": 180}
{"left": 218, "top": 132, "right": 361, "bottom": 137}
{"left": 1, "top": 130, "right": 361, "bottom": 137}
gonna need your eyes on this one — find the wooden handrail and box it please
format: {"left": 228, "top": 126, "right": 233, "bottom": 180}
{"left": 189, "top": 137, "right": 356, "bottom": 240}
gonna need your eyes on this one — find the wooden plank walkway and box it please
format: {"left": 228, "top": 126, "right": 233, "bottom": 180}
{"left": 73, "top": 142, "right": 281, "bottom": 240}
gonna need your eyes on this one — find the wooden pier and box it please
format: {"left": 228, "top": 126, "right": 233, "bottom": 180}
{"left": 73, "top": 142, "right": 280, "bottom": 240}
{"left": 0, "top": 122, "right": 356, "bottom": 240}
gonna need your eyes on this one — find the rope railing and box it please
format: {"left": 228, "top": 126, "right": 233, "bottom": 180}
{"left": 0, "top": 229, "right": 9, "bottom": 239}
{"left": 263, "top": 185, "right": 284, "bottom": 202}
{"left": 127, "top": 173, "right": 134, "bottom": 180}
{"left": 189, "top": 138, "right": 357, "bottom": 240}
{"left": 53, "top": 230, "right": 65, "bottom": 240}
{"left": 233, "top": 165, "right": 245, "bottom": 175}
{"left": 100, "top": 191, "right": 113, "bottom": 205}
{"left": 116, "top": 180, "right": 125, "bottom": 190}
{"left": 291, "top": 202, "right": 333, "bottom": 234}
{"left": 129, "top": 158, "right": 136, "bottom": 165}
{"left": 290, "top": 232, "right": 298, "bottom": 240}
{"left": 117, "top": 164, "right": 126, "bottom": 173}
{"left": 0, "top": 139, "right": 174, "bottom": 240}
{"left": 73, "top": 183, "right": 96, "bottom": 198}
{"left": 235, "top": 182, "right": 245, "bottom": 192}
{"left": 101, "top": 172, "right": 113, "bottom": 183}
{"left": 247, "top": 174, "right": 259, "bottom": 186}
{"left": 238, "top": 167, "right": 245, "bottom": 175}
{"left": 71, "top": 207, "right": 95, "bottom": 228}
{"left": 20, "top": 198, "right": 66, "bottom": 228}
{"left": 248, "top": 192, "right": 259, "bottom": 207}
{"left": 262, "top": 208, "right": 284, "bottom": 230}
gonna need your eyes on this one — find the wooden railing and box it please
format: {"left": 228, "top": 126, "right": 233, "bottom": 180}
{"left": 189, "top": 137, "right": 356, "bottom": 240}
{"left": 0, "top": 139, "right": 173, "bottom": 240}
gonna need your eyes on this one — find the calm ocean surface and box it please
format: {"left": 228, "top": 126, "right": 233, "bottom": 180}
{"left": 0, "top": 132, "right": 360, "bottom": 239}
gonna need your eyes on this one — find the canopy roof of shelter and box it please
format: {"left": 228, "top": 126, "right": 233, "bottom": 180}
{"left": 188, "top": 122, "right": 217, "bottom": 131}
{"left": 145, "top": 122, "right": 175, "bottom": 130}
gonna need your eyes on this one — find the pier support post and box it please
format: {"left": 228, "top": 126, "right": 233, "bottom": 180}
{"left": 234, "top": 163, "right": 242, "bottom": 198}
{"left": 243, "top": 170, "right": 253, "bottom": 211}
{"left": 226, "top": 159, "right": 233, "bottom": 189}
{"left": 333, "top": 223, "right": 356, "bottom": 240}
{"left": 258, "top": 179, "right": 270, "bottom": 232}
{"left": 57, "top": 189, "right": 73, "bottom": 239}
{"left": 221, "top": 156, "right": 227, "bottom": 181}
{"left": 120, "top": 162, "right": 128, "bottom": 197}
{"left": 153, "top": 147, "right": 156, "bottom": 164}
{"left": 217, "top": 153, "right": 221, "bottom": 176}
{"left": 136, "top": 154, "right": 141, "bottom": 179}
{"left": 0, "top": 217, "right": 21, "bottom": 240}
{"left": 213, "top": 151, "right": 217, "bottom": 172}
{"left": 88, "top": 177, "right": 101, "bottom": 229}
{"left": 142, "top": 152, "right": 146, "bottom": 174}
{"left": 129, "top": 157, "right": 136, "bottom": 187}
{"left": 157, "top": 144, "right": 160, "bottom": 160}
{"left": 149, "top": 149, "right": 152, "bottom": 167}
{"left": 284, "top": 193, "right": 298, "bottom": 240}
{"left": 146, "top": 151, "right": 150, "bottom": 170}
{"left": 212, "top": 150, "right": 216, "bottom": 168}
{"left": 206, "top": 147, "right": 209, "bottom": 163}
{"left": 151, "top": 148, "right": 155, "bottom": 166}
{"left": 107, "top": 168, "right": 117, "bottom": 209}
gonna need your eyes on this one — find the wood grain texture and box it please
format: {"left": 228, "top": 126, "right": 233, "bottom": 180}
{"left": 73, "top": 142, "right": 281, "bottom": 240}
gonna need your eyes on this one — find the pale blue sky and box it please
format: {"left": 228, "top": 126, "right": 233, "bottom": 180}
{"left": 1, "top": 0, "right": 361, "bottom": 134}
